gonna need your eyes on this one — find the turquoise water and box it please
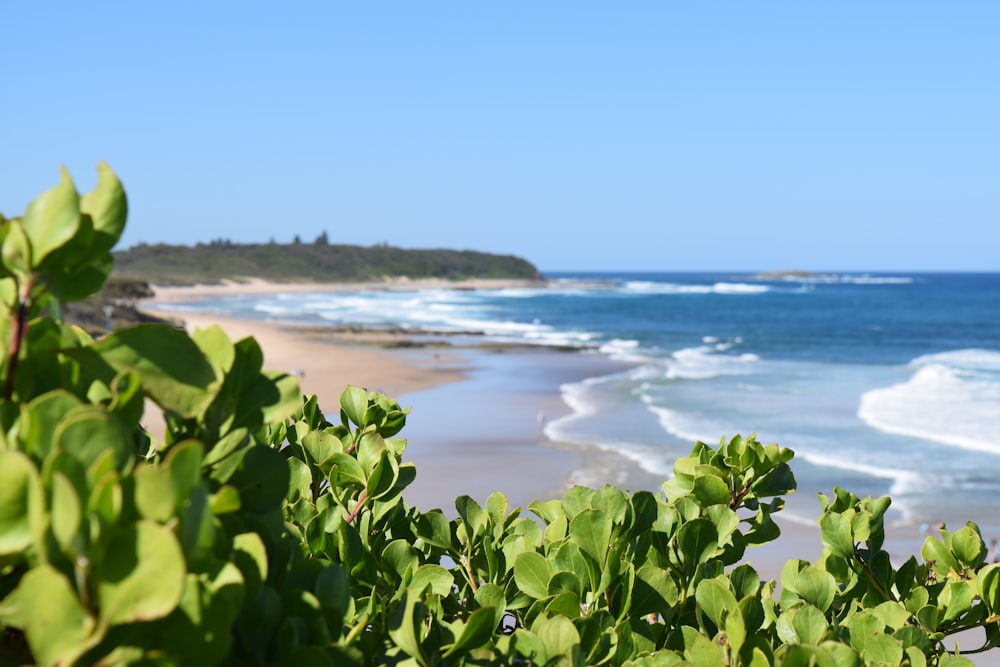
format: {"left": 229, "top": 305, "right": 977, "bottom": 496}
{"left": 157, "top": 272, "right": 1000, "bottom": 529}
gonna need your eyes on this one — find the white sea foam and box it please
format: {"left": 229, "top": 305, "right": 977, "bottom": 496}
{"left": 621, "top": 281, "right": 770, "bottom": 295}
{"left": 911, "top": 348, "right": 1000, "bottom": 373}
{"left": 622, "top": 281, "right": 713, "bottom": 294}
{"left": 712, "top": 282, "right": 770, "bottom": 294}
{"left": 794, "top": 450, "right": 920, "bottom": 498}
{"left": 249, "top": 288, "right": 610, "bottom": 350}
{"left": 597, "top": 338, "right": 646, "bottom": 362}
{"left": 663, "top": 345, "right": 760, "bottom": 380}
{"left": 858, "top": 349, "right": 1000, "bottom": 456}
{"left": 648, "top": 406, "right": 720, "bottom": 444}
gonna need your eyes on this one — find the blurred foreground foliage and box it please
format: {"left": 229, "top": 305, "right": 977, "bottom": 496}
{"left": 0, "top": 166, "right": 997, "bottom": 665}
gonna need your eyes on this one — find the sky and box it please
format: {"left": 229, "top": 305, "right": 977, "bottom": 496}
{"left": 2, "top": 3, "right": 997, "bottom": 272}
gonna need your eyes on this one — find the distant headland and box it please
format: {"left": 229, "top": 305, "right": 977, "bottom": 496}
{"left": 113, "top": 239, "right": 542, "bottom": 286}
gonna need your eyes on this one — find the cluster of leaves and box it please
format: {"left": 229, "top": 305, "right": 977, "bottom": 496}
{"left": 1, "top": 166, "right": 998, "bottom": 665}
{"left": 113, "top": 241, "right": 542, "bottom": 285}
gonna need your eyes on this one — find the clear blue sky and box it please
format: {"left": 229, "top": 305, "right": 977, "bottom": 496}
{"left": 2, "top": 3, "right": 997, "bottom": 272}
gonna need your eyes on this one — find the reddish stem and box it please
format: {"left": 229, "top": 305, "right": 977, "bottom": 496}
{"left": 3, "top": 279, "right": 33, "bottom": 401}
{"left": 346, "top": 490, "right": 367, "bottom": 524}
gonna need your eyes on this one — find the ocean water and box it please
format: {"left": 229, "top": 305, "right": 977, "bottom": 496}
{"left": 157, "top": 272, "right": 1000, "bottom": 530}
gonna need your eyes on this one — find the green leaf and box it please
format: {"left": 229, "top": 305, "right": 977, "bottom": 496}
{"left": 514, "top": 551, "right": 553, "bottom": 600}
{"left": 410, "top": 564, "right": 453, "bottom": 598}
{"left": 872, "top": 601, "right": 911, "bottom": 631}
{"left": 548, "top": 570, "right": 582, "bottom": 598}
{"left": 54, "top": 405, "right": 133, "bottom": 472}
{"left": 389, "top": 591, "right": 429, "bottom": 666}
{"left": 537, "top": 613, "right": 579, "bottom": 661}
{"left": 134, "top": 463, "right": 179, "bottom": 523}
{"left": 474, "top": 582, "right": 507, "bottom": 631}
{"left": 692, "top": 473, "right": 731, "bottom": 507}
{"left": 287, "top": 456, "right": 312, "bottom": 502}
{"left": 976, "top": 563, "right": 1000, "bottom": 613}
{"left": 47, "top": 251, "right": 114, "bottom": 302}
{"left": 951, "top": 523, "right": 985, "bottom": 567}
{"left": 4, "top": 564, "right": 97, "bottom": 666}
{"left": 79, "top": 162, "right": 127, "bottom": 254}
{"left": 50, "top": 471, "right": 83, "bottom": 554}
{"left": 486, "top": 491, "right": 509, "bottom": 527}
{"left": 365, "top": 449, "right": 399, "bottom": 500}
{"left": 20, "top": 166, "right": 81, "bottom": 267}
{"left": 922, "top": 536, "right": 960, "bottom": 578}
{"left": 210, "top": 484, "right": 241, "bottom": 514}
{"left": 677, "top": 518, "right": 719, "bottom": 569}
{"left": 860, "top": 632, "right": 903, "bottom": 666}
{"left": 725, "top": 605, "right": 747, "bottom": 656}
{"left": 792, "top": 604, "right": 829, "bottom": 645}
{"left": 108, "top": 370, "right": 145, "bottom": 427}
{"left": 300, "top": 429, "right": 340, "bottom": 468}
{"left": 546, "top": 590, "right": 582, "bottom": 618}
{"left": 847, "top": 612, "right": 884, "bottom": 654}
{"left": 1, "top": 219, "right": 32, "bottom": 276}
{"left": 228, "top": 445, "right": 290, "bottom": 514}
{"left": 570, "top": 509, "right": 613, "bottom": 566}
{"left": 415, "top": 510, "right": 453, "bottom": 550}
{"left": 592, "top": 485, "right": 628, "bottom": 523}
{"left": 382, "top": 539, "right": 419, "bottom": 583}
{"left": 96, "top": 521, "right": 186, "bottom": 628}
{"left": 795, "top": 565, "right": 837, "bottom": 612}
{"left": 0, "top": 450, "right": 44, "bottom": 556}
{"left": 456, "top": 495, "right": 487, "bottom": 539}
{"left": 233, "top": 532, "right": 269, "bottom": 606}
{"left": 730, "top": 564, "right": 761, "bottom": 599}
{"left": 80, "top": 324, "right": 221, "bottom": 418}
{"left": 340, "top": 385, "right": 368, "bottom": 427}
{"left": 696, "top": 578, "right": 738, "bottom": 628}
{"left": 820, "top": 510, "right": 856, "bottom": 559}
{"left": 327, "top": 452, "right": 367, "bottom": 487}
{"left": 240, "top": 369, "right": 301, "bottom": 430}
{"left": 444, "top": 606, "right": 498, "bottom": 657}
{"left": 940, "top": 580, "right": 975, "bottom": 623}
{"left": 682, "top": 626, "right": 726, "bottom": 667}
{"left": 633, "top": 565, "right": 678, "bottom": 617}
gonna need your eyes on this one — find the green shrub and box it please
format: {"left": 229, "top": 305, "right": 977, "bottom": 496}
{"left": 0, "top": 165, "right": 996, "bottom": 665}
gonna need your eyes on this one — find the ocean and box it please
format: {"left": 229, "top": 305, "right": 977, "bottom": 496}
{"left": 156, "top": 272, "right": 1000, "bottom": 532}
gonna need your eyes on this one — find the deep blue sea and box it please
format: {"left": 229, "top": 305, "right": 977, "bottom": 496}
{"left": 158, "top": 272, "right": 1000, "bottom": 530}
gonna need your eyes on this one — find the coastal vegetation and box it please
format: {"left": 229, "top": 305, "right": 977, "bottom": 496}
{"left": 113, "top": 239, "right": 542, "bottom": 285}
{"left": 1, "top": 165, "right": 997, "bottom": 665}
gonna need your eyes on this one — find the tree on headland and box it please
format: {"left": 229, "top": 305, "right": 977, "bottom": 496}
{"left": 314, "top": 230, "right": 329, "bottom": 245}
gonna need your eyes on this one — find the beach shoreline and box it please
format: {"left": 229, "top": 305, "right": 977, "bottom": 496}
{"left": 148, "top": 276, "right": 548, "bottom": 303}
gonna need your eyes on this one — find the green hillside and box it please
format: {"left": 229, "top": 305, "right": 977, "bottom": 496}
{"left": 113, "top": 241, "right": 542, "bottom": 285}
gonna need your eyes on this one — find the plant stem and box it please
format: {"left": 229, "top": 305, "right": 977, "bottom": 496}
{"left": 3, "top": 278, "right": 33, "bottom": 401}
{"left": 346, "top": 490, "right": 367, "bottom": 524}
{"left": 462, "top": 556, "right": 480, "bottom": 594}
{"left": 851, "top": 546, "right": 895, "bottom": 603}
